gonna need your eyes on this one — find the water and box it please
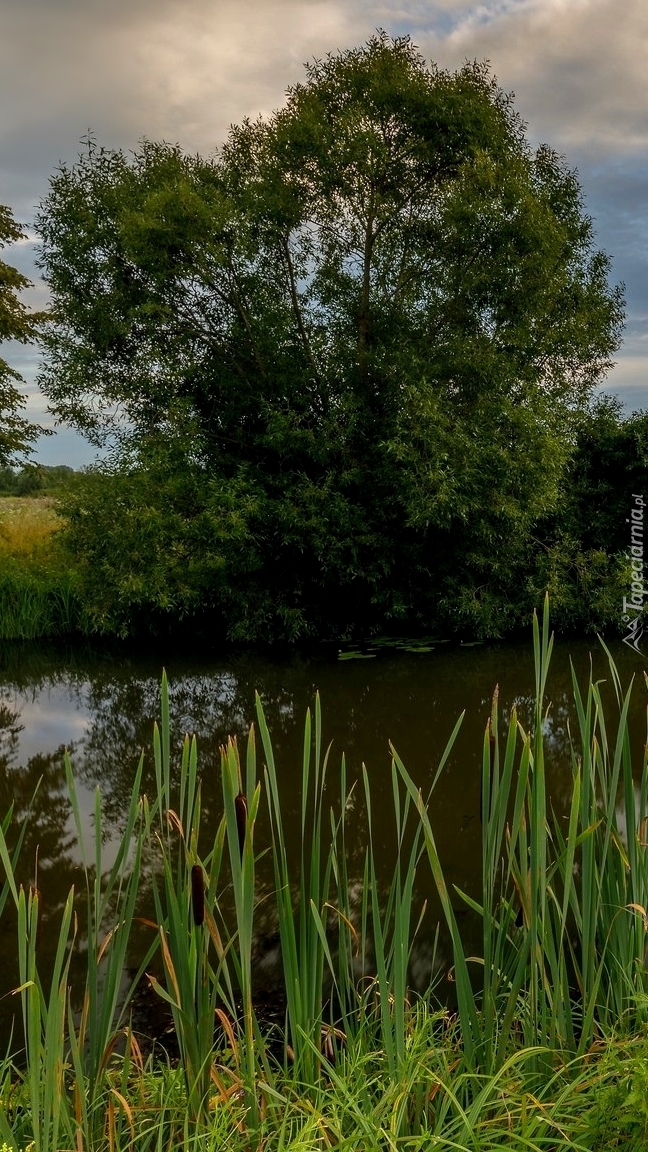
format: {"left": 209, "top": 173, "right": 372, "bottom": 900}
{"left": 0, "top": 633, "right": 646, "bottom": 1042}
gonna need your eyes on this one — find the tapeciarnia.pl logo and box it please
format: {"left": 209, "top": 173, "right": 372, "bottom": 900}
{"left": 622, "top": 493, "right": 645, "bottom": 653}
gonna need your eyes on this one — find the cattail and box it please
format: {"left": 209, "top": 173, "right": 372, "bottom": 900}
{"left": 191, "top": 864, "right": 205, "bottom": 927}
{"left": 31, "top": 885, "right": 41, "bottom": 950}
{"left": 235, "top": 792, "right": 247, "bottom": 860}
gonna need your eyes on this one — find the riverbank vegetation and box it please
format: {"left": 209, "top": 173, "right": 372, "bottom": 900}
{"left": 1, "top": 605, "right": 648, "bottom": 1149}
{"left": 0, "top": 495, "right": 81, "bottom": 639}
{"left": 22, "top": 32, "right": 640, "bottom": 645}
{"left": 0, "top": 396, "right": 644, "bottom": 643}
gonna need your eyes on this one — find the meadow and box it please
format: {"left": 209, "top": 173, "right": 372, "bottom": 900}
{"left": 1, "top": 602, "right": 648, "bottom": 1150}
{"left": 0, "top": 496, "right": 82, "bottom": 640}
{"left": 0, "top": 498, "right": 59, "bottom": 550}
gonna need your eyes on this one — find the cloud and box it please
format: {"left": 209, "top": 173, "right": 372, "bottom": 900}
{"left": 602, "top": 353, "right": 648, "bottom": 414}
{"left": 415, "top": 0, "right": 648, "bottom": 159}
{"left": 2, "top": 0, "right": 645, "bottom": 209}
{"left": 0, "top": 0, "right": 367, "bottom": 216}
{"left": 137, "top": 0, "right": 362, "bottom": 139}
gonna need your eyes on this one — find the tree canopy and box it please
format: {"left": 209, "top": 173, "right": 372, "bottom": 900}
{"left": 0, "top": 204, "right": 41, "bottom": 465}
{"left": 36, "top": 34, "right": 626, "bottom": 640}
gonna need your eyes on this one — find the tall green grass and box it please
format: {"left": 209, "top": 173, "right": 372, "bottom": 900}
{"left": 395, "top": 597, "right": 648, "bottom": 1071}
{"left": 0, "top": 754, "right": 156, "bottom": 1152}
{"left": 1, "top": 600, "right": 648, "bottom": 1148}
{"left": 0, "top": 564, "right": 82, "bottom": 639}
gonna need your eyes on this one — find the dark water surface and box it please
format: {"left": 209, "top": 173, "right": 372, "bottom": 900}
{"left": 0, "top": 633, "right": 646, "bottom": 1042}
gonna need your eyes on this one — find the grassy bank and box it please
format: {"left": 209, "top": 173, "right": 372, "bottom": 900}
{"left": 5, "top": 1022, "right": 648, "bottom": 1150}
{"left": 1, "top": 602, "right": 648, "bottom": 1149}
{"left": 0, "top": 497, "right": 83, "bottom": 639}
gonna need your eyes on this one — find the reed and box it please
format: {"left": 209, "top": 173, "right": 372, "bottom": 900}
{"left": 255, "top": 693, "right": 336, "bottom": 1082}
{"left": 1, "top": 603, "right": 648, "bottom": 1148}
{"left": 63, "top": 751, "right": 158, "bottom": 1143}
{"left": 254, "top": 688, "right": 460, "bottom": 1083}
{"left": 0, "top": 755, "right": 158, "bottom": 1150}
{"left": 15, "top": 884, "right": 75, "bottom": 1152}
{"left": 147, "top": 673, "right": 280, "bottom": 1127}
{"left": 395, "top": 596, "right": 648, "bottom": 1071}
{"left": 220, "top": 733, "right": 269, "bottom": 1126}
{"left": 148, "top": 680, "right": 229, "bottom": 1124}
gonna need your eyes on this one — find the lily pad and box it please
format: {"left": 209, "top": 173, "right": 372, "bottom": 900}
{"left": 338, "top": 650, "right": 377, "bottom": 661}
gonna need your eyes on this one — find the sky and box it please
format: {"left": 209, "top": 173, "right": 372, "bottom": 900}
{"left": 1, "top": 0, "right": 646, "bottom": 467}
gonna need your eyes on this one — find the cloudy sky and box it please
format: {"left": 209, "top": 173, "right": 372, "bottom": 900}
{"left": 1, "top": 0, "right": 646, "bottom": 466}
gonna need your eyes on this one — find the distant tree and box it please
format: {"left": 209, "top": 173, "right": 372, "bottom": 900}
{"left": 0, "top": 203, "right": 42, "bottom": 465}
{"left": 14, "top": 462, "right": 78, "bottom": 495}
{"left": 36, "top": 35, "right": 625, "bottom": 639}
{"left": 0, "top": 465, "right": 17, "bottom": 494}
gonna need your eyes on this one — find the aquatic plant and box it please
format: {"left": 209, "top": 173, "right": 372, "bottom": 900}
{"left": 0, "top": 601, "right": 648, "bottom": 1146}
{"left": 394, "top": 597, "right": 648, "bottom": 1069}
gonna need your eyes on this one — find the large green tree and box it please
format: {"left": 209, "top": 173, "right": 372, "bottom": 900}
{"left": 36, "top": 35, "right": 625, "bottom": 639}
{"left": 0, "top": 204, "right": 41, "bottom": 464}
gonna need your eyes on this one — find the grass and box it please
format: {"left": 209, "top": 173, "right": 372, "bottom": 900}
{"left": 1, "top": 598, "right": 648, "bottom": 1149}
{"left": 0, "top": 498, "right": 60, "bottom": 554}
{"left": 0, "top": 496, "right": 82, "bottom": 639}
{"left": 3, "top": 1012, "right": 648, "bottom": 1149}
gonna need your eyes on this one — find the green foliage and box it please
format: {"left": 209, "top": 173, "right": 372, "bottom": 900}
{"left": 54, "top": 460, "right": 264, "bottom": 638}
{"left": 527, "top": 533, "right": 628, "bottom": 634}
{"left": 35, "top": 35, "right": 626, "bottom": 641}
{"left": 519, "top": 398, "right": 648, "bottom": 636}
{"left": 0, "top": 464, "right": 79, "bottom": 497}
{"left": 578, "top": 1040, "right": 648, "bottom": 1150}
{"left": 55, "top": 453, "right": 404, "bottom": 640}
{"left": 561, "top": 397, "right": 648, "bottom": 554}
{"left": 0, "top": 204, "right": 43, "bottom": 466}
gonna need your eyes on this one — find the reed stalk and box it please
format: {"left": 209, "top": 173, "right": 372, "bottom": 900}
{"left": 148, "top": 674, "right": 232, "bottom": 1124}
{"left": 219, "top": 733, "right": 263, "bottom": 1127}
{"left": 16, "top": 884, "right": 75, "bottom": 1152}
{"left": 255, "top": 693, "right": 336, "bottom": 1082}
{"left": 63, "top": 749, "right": 157, "bottom": 1141}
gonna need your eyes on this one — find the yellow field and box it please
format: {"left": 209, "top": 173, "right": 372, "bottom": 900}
{"left": 0, "top": 496, "right": 61, "bottom": 554}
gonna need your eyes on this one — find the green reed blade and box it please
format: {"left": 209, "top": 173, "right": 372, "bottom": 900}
{"left": 16, "top": 884, "right": 75, "bottom": 1152}
{"left": 257, "top": 691, "right": 324, "bottom": 1078}
{"left": 0, "top": 806, "right": 20, "bottom": 914}
{"left": 392, "top": 748, "right": 479, "bottom": 1065}
{"left": 245, "top": 721, "right": 256, "bottom": 803}
{"left": 220, "top": 734, "right": 260, "bottom": 1124}
{"left": 161, "top": 668, "right": 171, "bottom": 813}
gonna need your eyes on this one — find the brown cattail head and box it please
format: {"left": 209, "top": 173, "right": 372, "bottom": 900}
{"left": 191, "top": 864, "right": 205, "bottom": 927}
{"left": 31, "top": 885, "right": 41, "bottom": 950}
{"left": 235, "top": 792, "right": 247, "bottom": 860}
{"left": 488, "top": 717, "right": 497, "bottom": 758}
